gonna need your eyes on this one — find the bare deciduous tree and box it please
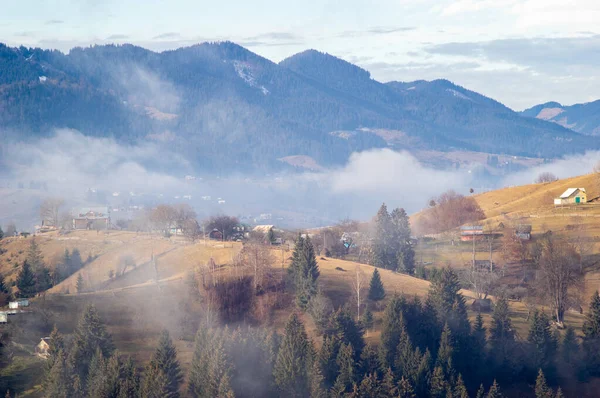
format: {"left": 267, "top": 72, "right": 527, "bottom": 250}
{"left": 204, "top": 215, "right": 239, "bottom": 241}
{"left": 150, "top": 204, "right": 178, "bottom": 236}
{"left": 241, "top": 242, "right": 275, "bottom": 290}
{"left": 461, "top": 267, "right": 500, "bottom": 300}
{"left": 535, "top": 172, "right": 558, "bottom": 184}
{"left": 40, "top": 198, "right": 65, "bottom": 227}
{"left": 536, "top": 235, "right": 583, "bottom": 327}
{"left": 352, "top": 265, "right": 366, "bottom": 320}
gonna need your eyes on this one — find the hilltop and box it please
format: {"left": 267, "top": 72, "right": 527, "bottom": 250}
{"left": 1, "top": 42, "right": 598, "bottom": 173}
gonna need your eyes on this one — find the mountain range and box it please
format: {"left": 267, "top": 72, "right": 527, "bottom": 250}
{"left": 521, "top": 100, "right": 600, "bottom": 136}
{"left": 1, "top": 41, "right": 598, "bottom": 173}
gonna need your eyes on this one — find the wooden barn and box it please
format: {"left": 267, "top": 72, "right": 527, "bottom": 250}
{"left": 72, "top": 207, "right": 110, "bottom": 230}
{"left": 554, "top": 188, "right": 587, "bottom": 205}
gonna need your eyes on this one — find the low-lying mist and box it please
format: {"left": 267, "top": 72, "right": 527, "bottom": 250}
{"left": 1, "top": 129, "right": 598, "bottom": 231}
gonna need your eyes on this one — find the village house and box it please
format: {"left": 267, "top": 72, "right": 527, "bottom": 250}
{"left": 35, "top": 337, "right": 51, "bottom": 358}
{"left": 554, "top": 188, "right": 587, "bottom": 205}
{"left": 460, "top": 225, "right": 484, "bottom": 241}
{"left": 73, "top": 207, "right": 111, "bottom": 230}
{"left": 9, "top": 299, "right": 29, "bottom": 309}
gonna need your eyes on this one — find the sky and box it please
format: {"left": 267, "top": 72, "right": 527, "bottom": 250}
{"left": 2, "top": 0, "right": 600, "bottom": 110}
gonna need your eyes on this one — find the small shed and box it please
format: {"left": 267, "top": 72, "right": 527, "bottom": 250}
{"left": 0, "top": 312, "right": 7, "bottom": 323}
{"left": 515, "top": 225, "right": 532, "bottom": 240}
{"left": 35, "top": 337, "right": 51, "bottom": 358}
{"left": 554, "top": 188, "right": 587, "bottom": 205}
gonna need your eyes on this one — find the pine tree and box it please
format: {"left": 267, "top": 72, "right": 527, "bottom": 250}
{"left": 583, "top": 291, "right": 600, "bottom": 376}
{"left": 373, "top": 203, "right": 393, "bottom": 269}
{"left": 188, "top": 323, "right": 214, "bottom": 398}
{"left": 534, "top": 369, "right": 553, "bottom": 398}
{"left": 142, "top": 360, "right": 169, "bottom": 398}
{"left": 26, "top": 238, "right": 44, "bottom": 271}
{"left": 118, "top": 356, "right": 140, "bottom": 398}
{"left": 318, "top": 335, "right": 341, "bottom": 388}
{"left": 528, "top": 311, "right": 557, "bottom": 374}
{"left": 35, "top": 266, "right": 52, "bottom": 293}
{"left": 69, "top": 304, "right": 114, "bottom": 383}
{"left": 333, "top": 343, "right": 356, "bottom": 394}
{"left": 379, "top": 295, "right": 406, "bottom": 368}
{"left": 454, "top": 374, "right": 469, "bottom": 398}
{"left": 486, "top": 380, "right": 502, "bottom": 398}
{"left": 398, "top": 376, "right": 416, "bottom": 398}
{"left": 71, "top": 248, "right": 84, "bottom": 274}
{"left": 436, "top": 323, "right": 454, "bottom": 379}
{"left": 16, "top": 260, "right": 37, "bottom": 298}
{"left": 381, "top": 367, "right": 398, "bottom": 397}
{"left": 76, "top": 273, "right": 85, "bottom": 294}
{"left": 329, "top": 307, "right": 365, "bottom": 358}
{"left": 414, "top": 349, "right": 432, "bottom": 397}
{"left": 44, "top": 325, "right": 65, "bottom": 376}
{"left": 149, "top": 330, "right": 183, "bottom": 398}
{"left": 361, "top": 308, "right": 374, "bottom": 334}
{"left": 217, "top": 372, "right": 235, "bottom": 398}
{"left": 394, "top": 324, "right": 416, "bottom": 381}
{"left": 555, "top": 387, "right": 565, "bottom": 398}
{"left": 391, "top": 208, "right": 414, "bottom": 274}
{"left": 45, "top": 350, "right": 73, "bottom": 398}
{"left": 274, "top": 313, "right": 312, "bottom": 397}
{"left": 428, "top": 267, "right": 470, "bottom": 335}
{"left": 367, "top": 269, "right": 385, "bottom": 302}
{"left": 288, "top": 235, "right": 320, "bottom": 309}
{"left": 309, "top": 361, "right": 327, "bottom": 398}
{"left": 267, "top": 227, "right": 275, "bottom": 244}
{"left": 561, "top": 326, "right": 579, "bottom": 364}
{"left": 489, "top": 296, "right": 514, "bottom": 359}
{"left": 356, "top": 373, "right": 379, "bottom": 397}
{"left": 359, "top": 343, "right": 380, "bottom": 377}
{"left": 476, "top": 384, "right": 485, "bottom": 398}
{"left": 0, "top": 272, "right": 9, "bottom": 295}
{"left": 473, "top": 312, "right": 487, "bottom": 352}
{"left": 86, "top": 347, "right": 108, "bottom": 397}
{"left": 430, "top": 366, "right": 449, "bottom": 398}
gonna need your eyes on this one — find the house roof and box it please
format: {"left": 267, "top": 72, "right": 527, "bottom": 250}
{"left": 253, "top": 225, "right": 274, "bottom": 233}
{"left": 559, "top": 188, "right": 586, "bottom": 199}
{"left": 73, "top": 207, "right": 110, "bottom": 219}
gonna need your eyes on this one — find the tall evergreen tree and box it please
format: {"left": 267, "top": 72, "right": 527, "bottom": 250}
{"left": 555, "top": 387, "right": 565, "bottom": 398}
{"left": 148, "top": 330, "right": 183, "bottom": 398}
{"left": 309, "top": 361, "right": 327, "bottom": 398}
{"left": 489, "top": 296, "right": 514, "bottom": 360}
{"left": 390, "top": 208, "right": 414, "bottom": 274}
{"left": 44, "top": 326, "right": 65, "bottom": 376}
{"left": 528, "top": 311, "right": 557, "bottom": 375}
{"left": 561, "top": 326, "right": 579, "bottom": 365}
{"left": 381, "top": 367, "right": 398, "bottom": 397}
{"left": 476, "top": 384, "right": 485, "bottom": 398}
{"left": 69, "top": 304, "right": 114, "bottom": 384}
{"left": 76, "top": 273, "right": 85, "bottom": 294}
{"left": 359, "top": 344, "right": 380, "bottom": 377}
{"left": 86, "top": 347, "right": 108, "bottom": 397}
{"left": 141, "top": 360, "right": 169, "bottom": 398}
{"left": 486, "top": 380, "right": 502, "bottom": 398}
{"left": 288, "top": 235, "right": 320, "bottom": 309}
{"left": 319, "top": 335, "right": 341, "bottom": 388}
{"left": 379, "top": 295, "right": 406, "bottom": 368}
{"left": 454, "top": 374, "right": 469, "bottom": 398}
{"left": 333, "top": 343, "right": 356, "bottom": 395}
{"left": 16, "top": 260, "right": 37, "bottom": 298}
{"left": 583, "top": 291, "right": 600, "bottom": 376}
{"left": 118, "top": 356, "right": 140, "bottom": 398}
{"left": 35, "top": 266, "right": 52, "bottom": 293}
{"left": 414, "top": 349, "right": 433, "bottom": 397}
{"left": 372, "top": 203, "right": 393, "bottom": 269}
{"left": 26, "top": 238, "right": 44, "bottom": 270}
{"left": 329, "top": 307, "right": 365, "bottom": 359}
{"left": 274, "top": 313, "right": 312, "bottom": 397}
{"left": 430, "top": 366, "right": 449, "bottom": 398}
{"left": 367, "top": 269, "right": 385, "bottom": 302}
{"left": 534, "top": 369, "right": 553, "bottom": 398}
{"left": 398, "top": 376, "right": 417, "bottom": 398}
{"left": 71, "top": 248, "right": 84, "bottom": 274}
{"left": 0, "top": 272, "right": 10, "bottom": 296}
{"left": 45, "top": 350, "right": 73, "bottom": 398}
{"left": 436, "top": 323, "right": 455, "bottom": 381}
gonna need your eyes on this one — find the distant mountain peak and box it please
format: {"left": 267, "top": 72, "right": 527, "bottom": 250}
{"left": 280, "top": 49, "right": 371, "bottom": 81}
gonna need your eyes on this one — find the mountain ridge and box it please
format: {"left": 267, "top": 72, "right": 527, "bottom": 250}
{"left": 1, "top": 41, "right": 598, "bottom": 173}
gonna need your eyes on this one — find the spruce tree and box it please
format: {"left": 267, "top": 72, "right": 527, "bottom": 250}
{"left": 69, "top": 304, "right": 114, "bottom": 383}
{"left": 534, "top": 369, "right": 553, "bottom": 398}
{"left": 379, "top": 295, "right": 406, "bottom": 368}
{"left": 555, "top": 387, "right": 565, "bottom": 398}
{"left": 86, "top": 347, "right": 108, "bottom": 397}
{"left": 430, "top": 366, "right": 449, "bottom": 398}
{"left": 361, "top": 308, "right": 374, "bottom": 334}
{"left": 398, "top": 376, "right": 417, "bottom": 398}
{"left": 476, "top": 384, "right": 485, "bottom": 398}
{"left": 26, "top": 238, "right": 44, "bottom": 270}
{"left": 436, "top": 323, "right": 454, "bottom": 379}
{"left": 486, "top": 380, "right": 502, "bottom": 398}
{"left": 489, "top": 296, "right": 514, "bottom": 360}
{"left": 454, "top": 374, "right": 469, "bottom": 398}
{"left": 274, "top": 313, "right": 312, "bottom": 397}
{"left": 359, "top": 344, "right": 380, "bottom": 377}
{"left": 188, "top": 323, "right": 213, "bottom": 397}
{"left": 583, "top": 291, "right": 600, "bottom": 376}
{"left": 527, "top": 311, "right": 557, "bottom": 374}
{"left": 45, "top": 350, "right": 73, "bottom": 398}
{"left": 16, "top": 260, "right": 37, "bottom": 298}
{"left": 357, "top": 373, "right": 379, "bottom": 397}
{"left": 367, "top": 269, "right": 385, "bottom": 302}
{"left": 35, "top": 266, "right": 52, "bottom": 293}
{"left": 76, "top": 273, "right": 85, "bottom": 294}
{"left": 561, "top": 326, "right": 579, "bottom": 364}
{"left": 289, "top": 235, "right": 320, "bottom": 309}
{"left": 149, "top": 330, "right": 183, "bottom": 398}
{"left": 381, "top": 367, "right": 398, "bottom": 397}
{"left": 414, "top": 349, "right": 432, "bottom": 398}
{"left": 391, "top": 207, "right": 414, "bottom": 274}
{"left": 309, "top": 361, "right": 327, "bottom": 398}
{"left": 142, "top": 360, "right": 169, "bottom": 398}
{"left": 118, "top": 356, "right": 140, "bottom": 398}
{"left": 0, "top": 272, "right": 9, "bottom": 295}
{"left": 318, "top": 335, "right": 341, "bottom": 388}
{"left": 329, "top": 307, "right": 365, "bottom": 359}
{"left": 333, "top": 343, "right": 356, "bottom": 395}
{"left": 395, "top": 324, "right": 416, "bottom": 381}
{"left": 373, "top": 203, "right": 393, "bottom": 269}
{"left": 44, "top": 326, "right": 65, "bottom": 376}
